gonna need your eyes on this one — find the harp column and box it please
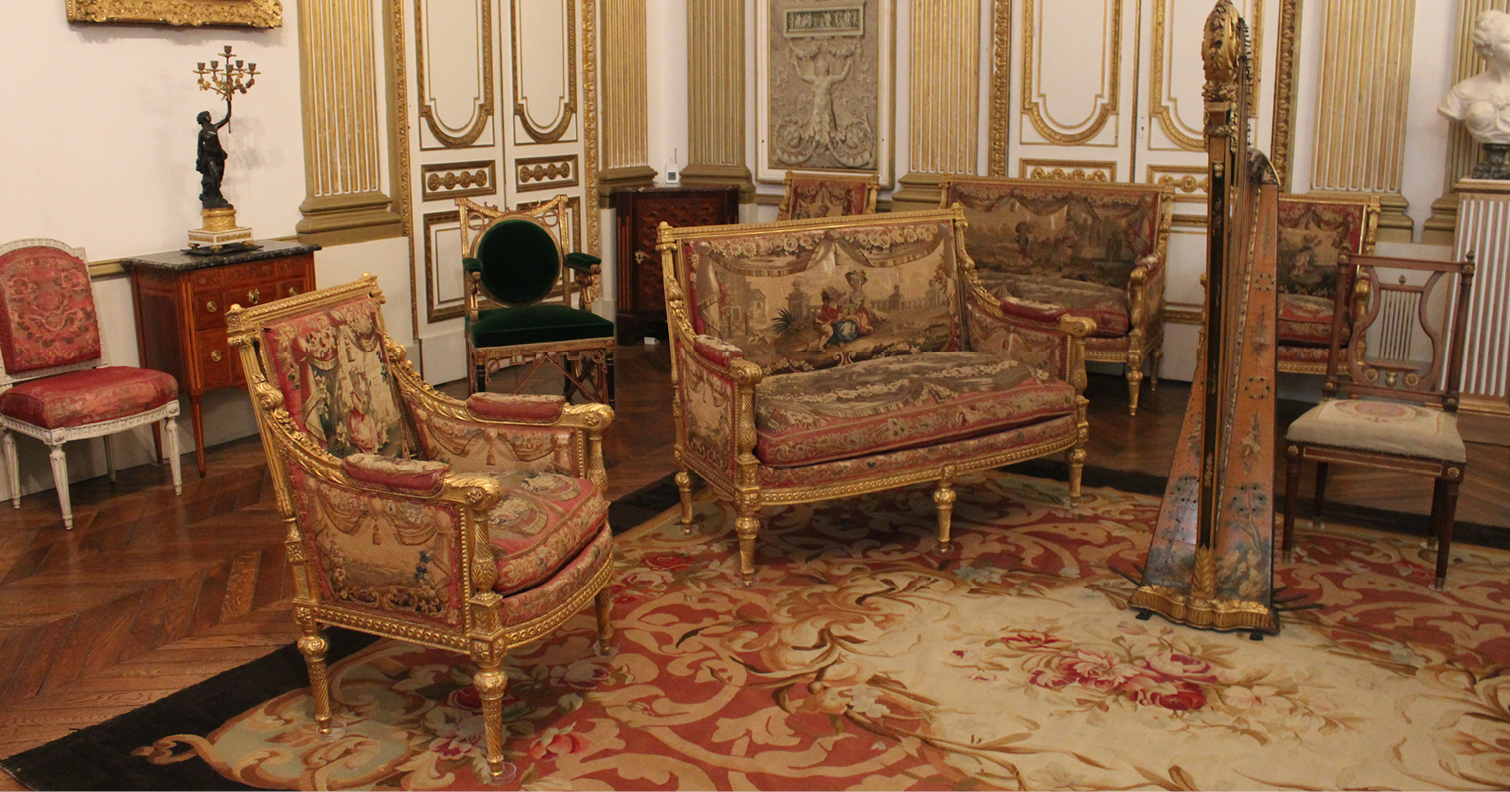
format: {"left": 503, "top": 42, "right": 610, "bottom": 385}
{"left": 1425, "top": 0, "right": 1507, "bottom": 246}
{"left": 295, "top": 0, "right": 403, "bottom": 245}
{"left": 681, "top": 0, "right": 753, "bottom": 199}
{"left": 1308, "top": 0, "right": 1417, "bottom": 242}
{"left": 598, "top": 0, "right": 657, "bottom": 196}
{"left": 891, "top": 0, "right": 982, "bottom": 211}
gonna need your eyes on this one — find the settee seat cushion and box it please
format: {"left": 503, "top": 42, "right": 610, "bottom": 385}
{"left": 0, "top": 366, "right": 177, "bottom": 429}
{"left": 754, "top": 351, "right": 1077, "bottom": 467}
{"left": 1277, "top": 293, "right": 1340, "bottom": 346}
{"left": 1287, "top": 399, "right": 1465, "bottom": 464}
{"left": 470, "top": 304, "right": 615, "bottom": 348}
{"left": 983, "top": 272, "right": 1130, "bottom": 337}
{"left": 487, "top": 470, "right": 606, "bottom": 596}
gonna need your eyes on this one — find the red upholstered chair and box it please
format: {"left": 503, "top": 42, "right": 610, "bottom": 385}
{"left": 0, "top": 239, "right": 182, "bottom": 529}
{"left": 776, "top": 170, "right": 880, "bottom": 220}
{"left": 226, "top": 275, "right": 615, "bottom": 782}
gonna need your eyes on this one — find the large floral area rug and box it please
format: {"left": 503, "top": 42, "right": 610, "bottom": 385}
{"left": 131, "top": 473, "right": 1510, "bottom": 790}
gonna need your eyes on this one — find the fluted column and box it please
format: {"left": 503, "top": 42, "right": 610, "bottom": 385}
{"left": 295, "top": 0, "right": 403, "bottom": 245}
{"left": 1309, "top": 0, "right": 1416, "bottom": 242}
{"left": 892, "top": 0, "right": 981, "bottom": 211}
{"left": 682, "top": 0, "right": 752, "bottom": 198}
{"left": 1425, "top": 0, "right": 1507, "bottom": 245}
{"left": 598, "top": 0, "right": 656, "bottom": 197}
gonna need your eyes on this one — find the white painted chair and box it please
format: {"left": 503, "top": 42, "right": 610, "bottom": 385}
{"left": 0, "top": 239, "right": 182, "bottom": 529}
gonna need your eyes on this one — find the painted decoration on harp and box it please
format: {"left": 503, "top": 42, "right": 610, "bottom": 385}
{"left": 767, "top": 1, "right": 878, "bottom": 170}
{"left": 1439, "top": 10, "right": 1510, "bottom": 178}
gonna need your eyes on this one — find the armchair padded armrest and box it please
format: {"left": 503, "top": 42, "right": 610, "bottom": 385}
{"left": 463, "top": 257, "right": 484, "bottom": 273}
{"left": 693, "top": 334, "right": 746, "bottom": 367}
{"left": 466, "top": 392, "right": 567, "bottom": 423}
{"left": 565, "top": 252, "right": 602, "bottom": 271}
{"left": 998, "top": 293, "right": 1068, "bottom": 324}
{"left": 342, "top": 453, "right": 453, "bottom": 494}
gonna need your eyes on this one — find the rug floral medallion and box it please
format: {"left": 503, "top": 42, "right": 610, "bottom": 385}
{"left": 133, "top": 473, "right": 1510, "bottom": 790}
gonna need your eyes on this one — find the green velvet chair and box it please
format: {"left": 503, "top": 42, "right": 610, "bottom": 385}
{"left": 459, "top": 196, "right": 615, "bottom": 407}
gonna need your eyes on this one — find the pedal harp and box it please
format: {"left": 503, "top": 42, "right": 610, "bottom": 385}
{"left": 1129, "top": 0, "right": 1280, "bottom": 634}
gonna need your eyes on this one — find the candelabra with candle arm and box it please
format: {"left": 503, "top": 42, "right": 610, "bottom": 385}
{"left": 187, "top": 45, "right": 260, "bottom": 253}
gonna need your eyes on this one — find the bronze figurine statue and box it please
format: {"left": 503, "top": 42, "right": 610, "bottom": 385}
{"left": 196, "top": 107, "right": 232, "bottom": 210}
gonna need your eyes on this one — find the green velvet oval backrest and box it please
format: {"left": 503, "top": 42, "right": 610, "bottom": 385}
{"left": 474, "top": 216, "right": 562, "bottom": 306}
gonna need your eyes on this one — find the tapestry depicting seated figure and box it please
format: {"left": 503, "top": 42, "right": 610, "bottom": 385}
{"left": 1274, "top": 193, "right": 1380, "bottom": 374}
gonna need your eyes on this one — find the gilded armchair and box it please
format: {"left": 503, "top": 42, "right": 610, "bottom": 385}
{"left": 226, "top": 275, "right": 615, "bottom": 782}
{"left": 776, "top": 170, "right": 881, "bottom": 220}
{"left": 1275, "top": 193, "right": 1381, "bottom": 374}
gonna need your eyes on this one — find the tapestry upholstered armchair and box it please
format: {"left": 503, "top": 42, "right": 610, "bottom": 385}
{"left": 939, "top": 177, "right": 1173, "bottom": 415}
{"left": 226, "top": 275, "right": 615, "bottom": 782}
{"left": 660, "top": 208, "right": 1093, "bottom": 585}
{"left": 1275, "top": 193, "right": 1381, "bottom": 374}
{"left": 776, "top": 170, "right": 881, "bottom": 220}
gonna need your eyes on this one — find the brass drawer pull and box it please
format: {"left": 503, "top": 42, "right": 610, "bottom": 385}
{"left": 287, "top": 285, "right": 299, "bottom": 296}
{"left": 247, "top": 288, "right": 261, "bottom": 305}
{"left": 211, "top": 350, "right": 223, "bottom": 362}
{"left": 205, "top": 300, "right": 218, "bottom": 313}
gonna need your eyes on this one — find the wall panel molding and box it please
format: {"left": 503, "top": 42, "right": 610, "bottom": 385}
{"left": 414, "top": 0, "right": 493, "bottom": 149}
{"left": 894, "top": 0, "right": 981, "bottom": 210}
{"left": 683, "top": 0, "right": 752, "bottom": 197}
{"left": 1310, "top": 0, "right": 1417, "bottom": 241}
{"left": 1019, "top": 0, "right": 1121, "bottom": 146}
{"left": 511, "top": 0, "right": 579, "bottom": 145}
{"left": 296, "top": 0, "right": 403, "bottom": 245}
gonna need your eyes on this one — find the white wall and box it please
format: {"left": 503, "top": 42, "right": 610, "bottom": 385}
{"left": 0, "top": 6, "right": 411, "bottom": 501}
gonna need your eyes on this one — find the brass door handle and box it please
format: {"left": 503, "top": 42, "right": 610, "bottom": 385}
{"left": 205, "top": 300, "right": 218, "bottom": 313}
{"left": 211, "top": 350, "right": 223, "bottom": 362}
{"left": 247, "top": 288, "right": 261, "bottom": 305}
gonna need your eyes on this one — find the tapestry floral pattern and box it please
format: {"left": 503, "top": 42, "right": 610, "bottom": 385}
{"left": 261, "top": 297, "right": 409, "bottom": 459}
{"left": 0, "top": 246, "right": 101, "bottom": 374}
{"left": 784, "top": 178, "right": 873, "bottom": 220}
{"left": 680, "top": 219, "right": 961, "bottom": 376}
{"left": 136, "top": 473, "right": 1510, "bottom": 790}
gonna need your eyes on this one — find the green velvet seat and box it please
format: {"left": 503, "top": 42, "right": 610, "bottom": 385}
{"left": 458, "top": 196, "right": 615, "bottom": 407}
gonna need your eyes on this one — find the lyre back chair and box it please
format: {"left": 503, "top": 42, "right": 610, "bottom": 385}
{"left": 776, "top": 170, "right": 881, "bottom": 220}
{"left": 227, "top": 275, "right": 616, "bottom": 782}
{"left": 0, "top": 238, "right": 182, "bottom": 529}
{"left": 1282, "top": 253, "right": 1475, "bottom": 589}
{"left": 459, "top": 195, "right": 616, "bottom": 407}
{"left": 1275, "top": 193, "right": 1381, "bottom": 374}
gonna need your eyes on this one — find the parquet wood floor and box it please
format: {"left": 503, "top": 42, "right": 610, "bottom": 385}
{"left": 0, "top": 345, "right": 1504, "bottom": 788}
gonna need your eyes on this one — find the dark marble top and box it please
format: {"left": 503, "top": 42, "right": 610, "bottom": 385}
{"left": 120, "top": 239, "right": 321, "bottom": 272}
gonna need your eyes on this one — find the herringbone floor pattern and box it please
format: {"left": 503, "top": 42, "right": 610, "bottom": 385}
{"left": 0, "top": 345, "right": 1504, "bottom": 789}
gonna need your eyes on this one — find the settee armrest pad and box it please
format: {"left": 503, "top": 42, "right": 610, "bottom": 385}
{"left": 692, "top": 334, "right": 746, "bottom": 367}
{"left": 998, "top": 293, "right": 1068, "bottom": 324}
{"left": 341, "top": 453, "right": 453, "bottom": 494}
{"left": 465, "top": 392, "right": 567, "bottom": 423}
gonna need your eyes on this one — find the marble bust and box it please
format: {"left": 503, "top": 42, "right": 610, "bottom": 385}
{"left": 1440, "top": 10, "right": 1510, "bottom": 146}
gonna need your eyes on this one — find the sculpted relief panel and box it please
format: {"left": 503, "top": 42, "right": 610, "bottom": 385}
{"left": 765, "top": 1, "right": 881, "bottom": 172}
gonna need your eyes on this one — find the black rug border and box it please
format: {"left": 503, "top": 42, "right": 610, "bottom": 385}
{"left": 6, "top": 464, "right": 1506, "bottom": 791}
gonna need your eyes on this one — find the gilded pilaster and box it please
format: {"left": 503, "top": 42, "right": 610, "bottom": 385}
{"left": 598, "top": 0, "right": 657, "bottom": 198}
{"left": 682, "top": 0, "right": 753, "bottom": 198}
{"left": 295, "top": 0, "right": 404, "bottom": 245}
{"left": 1425, "top": 1, "right": 1509, "bottom": 245}
{"left": 1309, "top": 0, "right": 1416, "bottom": 241}
{"left": 893, "top": 0, "right": 982, "bottom": 211}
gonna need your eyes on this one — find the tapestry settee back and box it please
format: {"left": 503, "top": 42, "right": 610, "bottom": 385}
{"left": 939, "top": 176, "right": 1173, "bottom": 415}
{"left": 659, "top": 208, "right": 1094, "bottom": 584}
{"left": 1274, "top": 193, "right": 1380, "bottom": 374}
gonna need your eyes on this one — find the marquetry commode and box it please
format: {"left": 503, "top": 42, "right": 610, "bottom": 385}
{"left": 123, "top": 240, "right": 319, "bottom": 476}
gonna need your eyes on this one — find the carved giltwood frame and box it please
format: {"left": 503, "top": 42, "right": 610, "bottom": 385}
{"left": 65, "top": 0, "right": 282, "bottom": 27}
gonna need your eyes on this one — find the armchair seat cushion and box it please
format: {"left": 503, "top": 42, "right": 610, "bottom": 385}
{"left": 486, "top": 470, "right": 607, "bottom": 596}
{"left": 470, "top": 304, "right": 615, "bottom": 348}
{"left": 983, "top": 272, "right": 1130, "bottom": 337}
{"left": 1277, "top": 293, "right": 1342, "bottom": 346}
{"left": 0, "top": 366, "right": 178, "bottom": 429}
{"left": 1286, "top": 399, "right": 1465, "bottom": 463}
{"left": 754, "top": 351, "right": 1077, "bottom": 467}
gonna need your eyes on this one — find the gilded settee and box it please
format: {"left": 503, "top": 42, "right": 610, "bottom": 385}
{"left": 1275, "top": 193, "right": 1380, "bottom": 374}
{"left": 659, "top": 208, "right": 1093, "bottom": 584}
{"left": 939, "top": 177, "right": 1174, "bottom": 415}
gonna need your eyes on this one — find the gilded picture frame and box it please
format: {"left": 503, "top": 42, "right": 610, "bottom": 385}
{"left": 65, "top": 0, "right": 282, "bottom": 28}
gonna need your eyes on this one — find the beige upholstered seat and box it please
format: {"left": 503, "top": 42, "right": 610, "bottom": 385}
{"left": 1286, "top": 399, "right": 1465, "bottom": 463}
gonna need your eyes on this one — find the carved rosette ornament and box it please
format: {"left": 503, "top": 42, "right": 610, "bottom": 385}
{"left": 1202, "top": 0, "right": 1242, "bottom": 104}
{"left": 66, "top": 0, "right": 282, "bottom": 28}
